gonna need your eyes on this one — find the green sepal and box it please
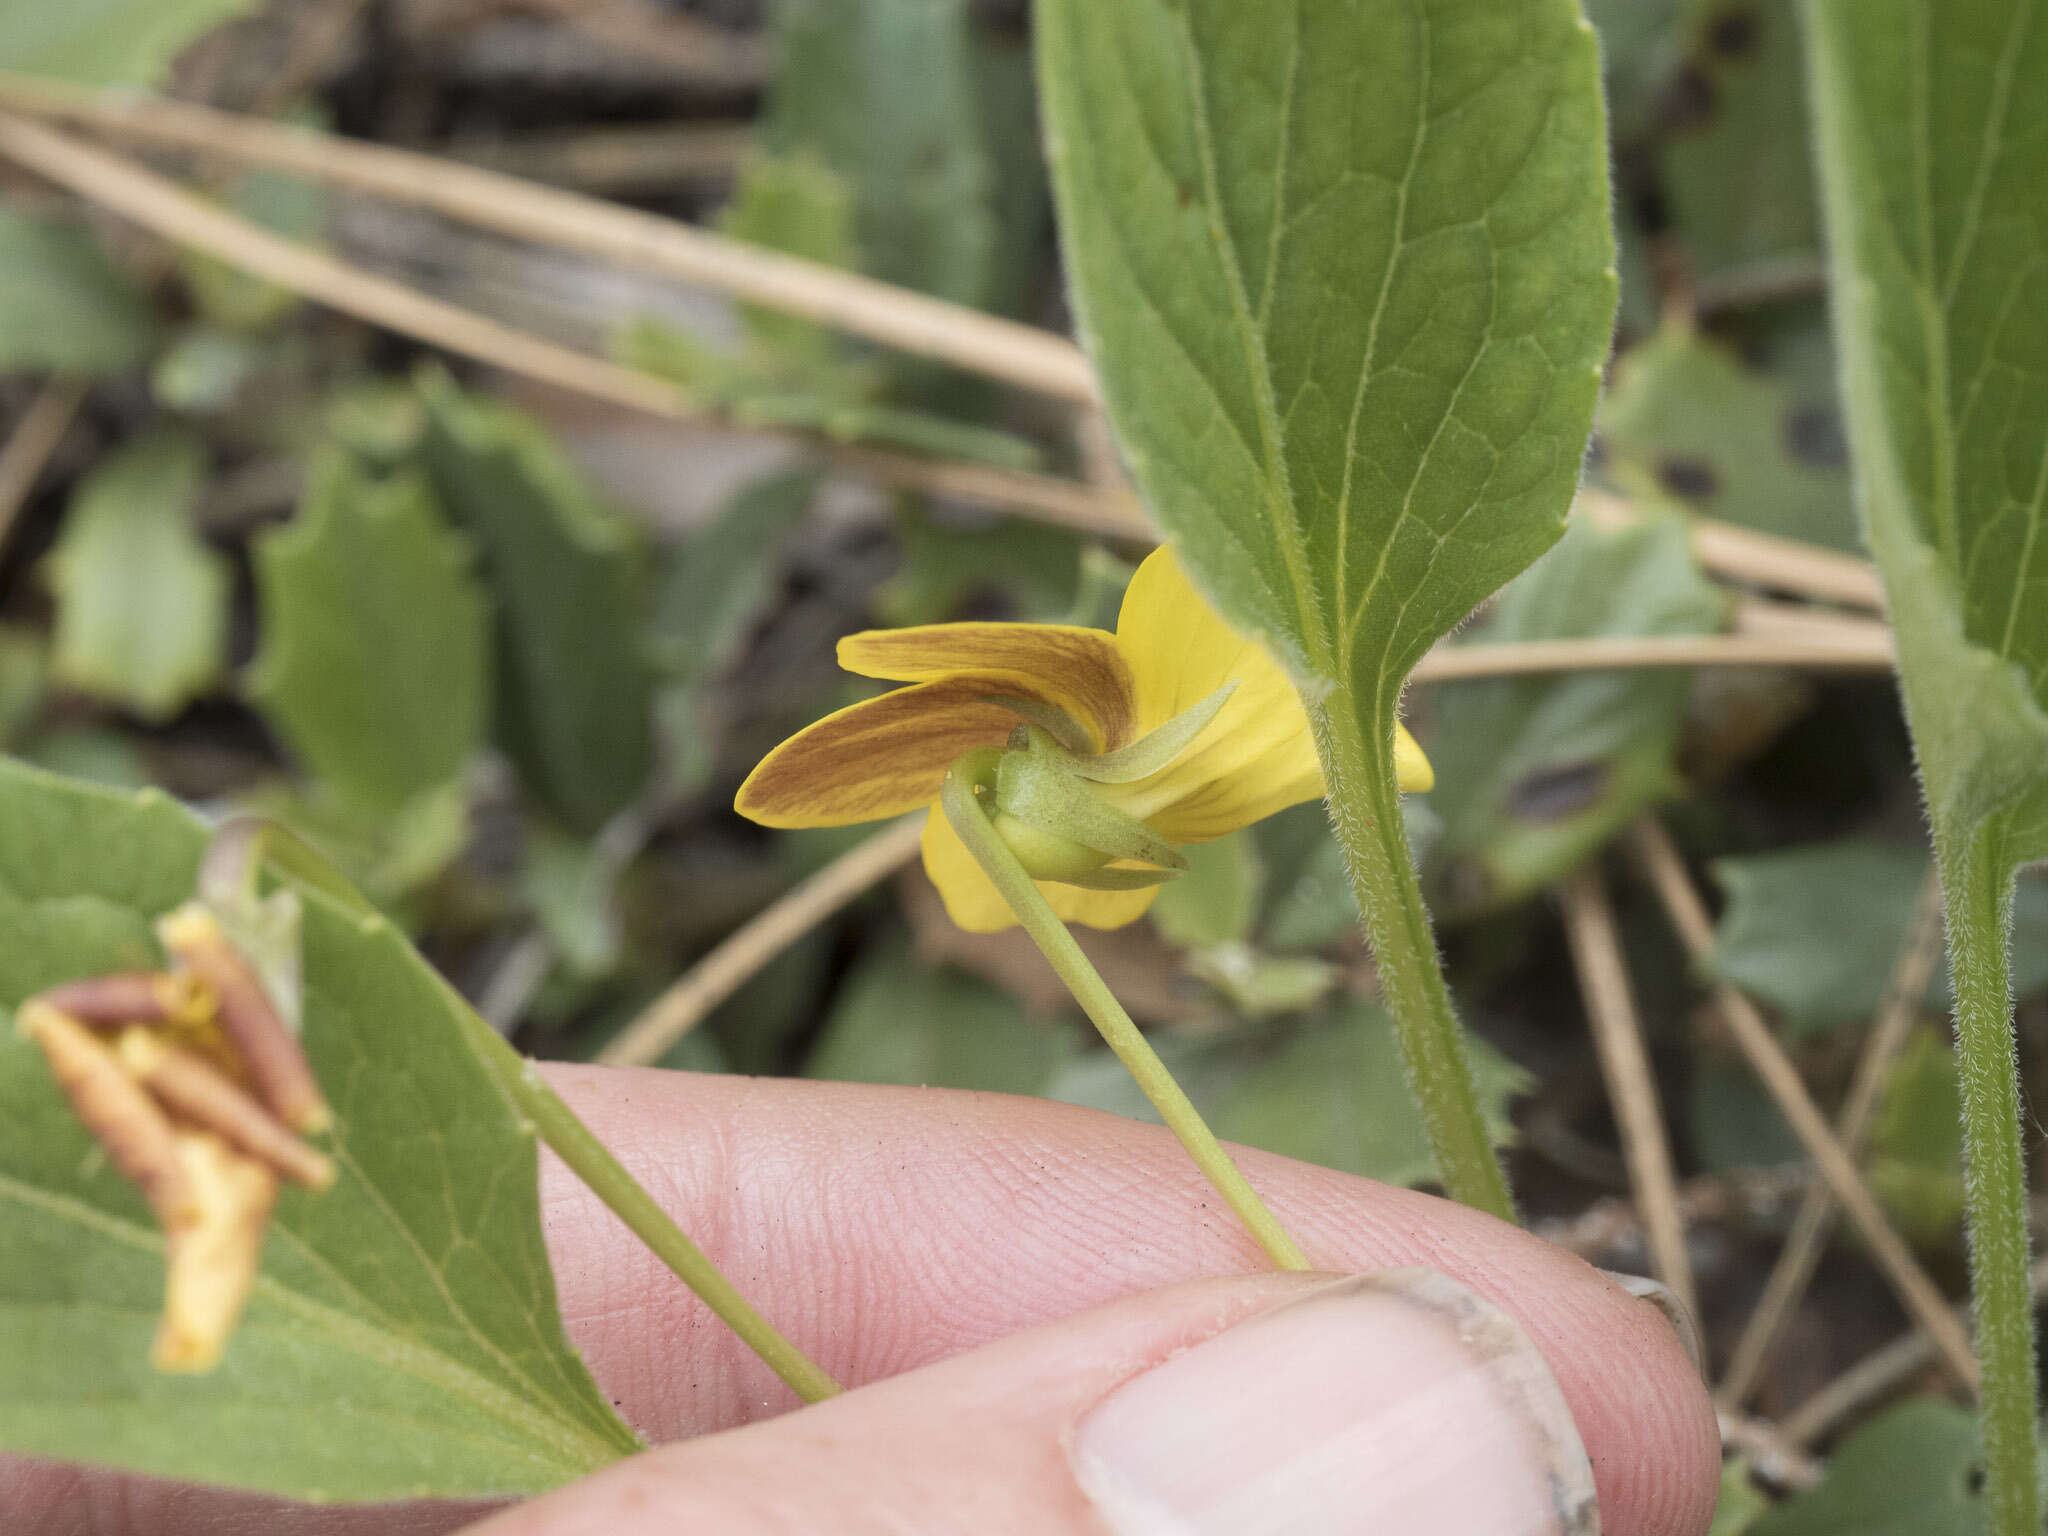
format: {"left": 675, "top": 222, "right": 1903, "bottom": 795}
{"left": 1062, "top": 684, "right": 1236, "bottom": 785}
{"left": 1048, "top": 864, "right": 1183, "bottom": 892}
{"left": 994, "top": 749, "right": 1185, "bottom": 871}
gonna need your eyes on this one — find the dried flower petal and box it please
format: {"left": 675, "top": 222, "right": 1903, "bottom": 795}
{"left": 31, "top": 971, "right": 213, "bottom": 1030}
{"left": 152, "top": 1131, "right": 277, "bottom": 1374}
{"left": 17, "top": 1002, "right": 198, "bottom": 1227}
{"left": 116, "top": 1029, "right": 336, "bottom": 1191}
{"left": 159, "top": 904, "right": 332, "bottom": 1135}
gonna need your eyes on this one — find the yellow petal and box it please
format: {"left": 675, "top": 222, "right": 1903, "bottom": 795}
{"left": 838, "top": 623, "right": 1136, "bottom": 752}
{"left": 1396, "top": 722, "right": 1434, "bottom": 792}
{"left": 1146, "top": 742, "right": 1325, "bottom": 844}
{"left": 1111, "top": 545, "right": 1323, "bottom": 836}
{"left": 737, "top": 679, "right": 1035, "bottom": 828}
{"left": 920, "top": 809, "right": 1158, "bottom": 933}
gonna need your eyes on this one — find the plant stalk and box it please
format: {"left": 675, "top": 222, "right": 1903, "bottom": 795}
{"left": 1308, "top": 698, "right": 1515, "bottom": 1222}
{"left": 940, "top": 751, "right": 1310, "bottom": 1270}
{"left": 1938, "top": 819, "right": 2036, "bottom": 1536}
{"left": 453, "top": 1002, "right": 842, "bottom": 1405}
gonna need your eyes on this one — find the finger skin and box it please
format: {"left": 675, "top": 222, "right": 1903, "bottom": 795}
{"left": 469, "top": 1272, "right": 1328, "bottom": 1536}
{"left": 3, "top": 1067, "right": 1718, "bottom": 1536}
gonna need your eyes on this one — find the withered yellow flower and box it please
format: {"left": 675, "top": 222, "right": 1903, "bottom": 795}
{"left": 737, "top": 546, "right": 1432, "bottom": 932}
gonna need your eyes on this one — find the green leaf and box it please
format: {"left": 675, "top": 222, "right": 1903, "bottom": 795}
{"left": 878, "top": 506, "right": 1083, "bottom": 626}
{"left": 1598, "top": 324, "right": 1858, "bottom": 551}
{"left": 720, "top": 150, "right": 864, "bottom": 367}
{"left": 1750, "top": 1399, "right": 1988, "bottom": 1536}
{"left": 250, "top": 451, "right": 491, "bottom": 812}
{"left": 1865, "top": 1026, "right": 1965, "bottom": 1247}
{"left": 522, "top": 821, "right": 625, "bottom": 981}
{"left": 803, "top": 945, "right": 1075, "bottom": 1094}
{"left": 45, "top": 429, "right": 227, "bottom": 722}
{"left": 650, "top": 468, "right": 813, "bottom": 685}
{"left": 1424, "top": 516, "right": 1730, "bottom": 917}
{"left": 237, "top": 778, "right": 469, "bottom": 912}
{"left": 415, "top": 368, "right": 654, "bottom": 830}
{"left": 1806, "top": 0, "right": 2048, "bottom": 862}
{"left": 181, "top": 163, "right": 324, "bottom": 334}
{"left": 150, "top": 326, "right": 265, "bottom": 414}
{"left": 1809, "top": 11, "right": 2048, "bottom": 1521}
{"left": 1583, "top": 0, "right": 1690, "bottom": 145}
{"left": 1688, "top": 1059, "right": 1801, "bottom": 1172}
{"left": 1037, "top": 0, "right": 1615, "bottom": 695}
{"left": 0, "top": 760, "right": 639, "bottom": 1498}
{"left": 763, "top": 0, "right": 998, "bottom": 311}
{"left": 0, "top": 209, "right": 154, "bottom": 373}
{"left": 1052, "top": 1002, "right": 1529, "bottom": 1189}
{"left": 0, "top": 0, "right": 252, "bottom": 85}
{"left": 1660, "top": 0, "right": 1819, "bottom": 284}
{"left": 1150, "top": 831, "right": 1263, "bottom": 948}
{"left": 1710, "top": 1458, "right": 1773, "bottom": 1536}
{"left": 1708, "top": 839, "right": 2048, "bottom": 1033}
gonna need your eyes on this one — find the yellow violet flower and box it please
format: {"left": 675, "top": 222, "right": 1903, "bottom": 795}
{"left": 736, "top": 546, "right": 1432, "bottom": 932}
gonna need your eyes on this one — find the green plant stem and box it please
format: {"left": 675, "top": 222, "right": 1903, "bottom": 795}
{"left": 1308, "top": 698, "right": 1515, "bottom": 1223}
{"left": 1938, "top": 819, "right": 2036, "bottom": 1536}
{"left": 941, "top": 751, "right": 1311, "bottom": 1270}
{"left": 453, "top": 1000, "right": 842, "bottom": 1405}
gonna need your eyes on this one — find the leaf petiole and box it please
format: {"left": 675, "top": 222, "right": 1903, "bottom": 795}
{"left": 449, "top": 998, "right": 843, "bottom": 1405}
{"left": 941, "top": 748, "right": 1310, "bottom": 1271}
{"left": 1307, "top": 698, "right": 1516, "bottom": 1224}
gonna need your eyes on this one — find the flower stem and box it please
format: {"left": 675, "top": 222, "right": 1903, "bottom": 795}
{"left": 1938, "top": 819, "right": 2036, "bottom": 1536}
{"left": 1308, "top": 698, "right": 1515, "bottom": 1223}
{"left": 452, "top": 999, "right": 842, "bottom": 1405}
{"left": 941, "top": 751, "right": 1311, "bottom": 1271}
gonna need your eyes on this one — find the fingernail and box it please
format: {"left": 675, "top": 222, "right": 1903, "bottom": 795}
{"left": 1071, "top": 1268, "right": 1597, "bottom": 1535}
{"left": 1600, "top": 1270, "right": 1706, "bottom": 1378}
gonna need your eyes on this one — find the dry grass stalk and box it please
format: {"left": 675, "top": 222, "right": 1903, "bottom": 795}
{"left": 1716, "top": 867, "right": 1948, "bottom": 1409}
{"left": 0, "top": 375, "right": 88, "bottom": 556}
{"left": 603, "top": 816, "right": 926, "bottom": 1069}
{"left": 1626, "top": 816, "right": 1979, "bottom": 1390}
{"left": 1559, "top": 862, "right": 1701, "bottom": 1325}
{"left": 0, "top": 73, "right": 1098, "bottom": 404}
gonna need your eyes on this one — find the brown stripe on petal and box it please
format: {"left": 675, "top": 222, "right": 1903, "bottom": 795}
{"left": 18, "top": 1003, "right": 198, "bottom": 1226}
{"left": 158, "top": 906, "right": 332, "bottom": 1136}
{"left": 117, "top": 1029, "right": 337, "bottom": 1191}
{"left": 737, "top": 678, "right": 1039, "bottom": 828}
{"left": 32, "top": 971, "right": 212, "bottom": 1030}
{"left": 837, "top": 624, "right": 1136, "bottom": 750}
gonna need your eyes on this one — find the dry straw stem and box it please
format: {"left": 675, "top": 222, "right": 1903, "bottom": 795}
{"left": 453, "top": 121, "right": 751, "bottom": 193}
{"left": 1558, "top": 862, "right": 1700, "bottom": 1325}
{"left": 0, "top": 114, "right": 1144, "bottom": 539}
{"left": 1780, "top": 1253, "right": 2048, "bottom": 1449}
{"left": 1626, "top": 816, "right": 1980, "bottom": 1389}
{"left": 0, "top": 73, "right": 1098, "bottom": 405}
{"left": 1716, "top": 866, "right": 1948, "bottom": 1410}
{"left": 1577, "top": 490, "right": 1887, "bottom": 612}
{"left": 1718, "top": 1409, "right": 1824, "bottom": 1493}
{"left": 0, "top": 375, "right": 87, "bottom": 556}
{"left": 1408, "top": 625, "right": 1892, "bottom": 684}
{"left": 601, "top": 816, "right": 926, "bottom": 1069}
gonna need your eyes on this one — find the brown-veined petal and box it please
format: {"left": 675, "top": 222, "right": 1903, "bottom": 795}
{"left": 838, "top": 623, "right": 1136, "bottom": 752}
{"left": 920, "top": 810, "right": 1159, "bottom": 933}
{"left": 737, "top": 678, "right": 1042, "bottom": 828}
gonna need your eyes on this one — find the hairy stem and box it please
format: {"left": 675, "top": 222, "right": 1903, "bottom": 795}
{"left": 1309, "top": 698, "right": 1515, "bottom": 1222}
{"left": 1939, "top": 819, "right": 2035, "bottom": 1536}
{"left": 941, "top": 750, "right": 1310, "bottom": 1270}
{"left": 453, "top": 1002, "right": 842, "bottom": 1405}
